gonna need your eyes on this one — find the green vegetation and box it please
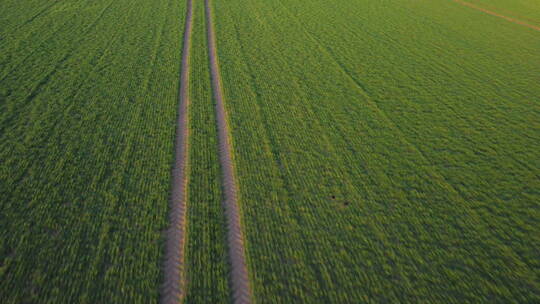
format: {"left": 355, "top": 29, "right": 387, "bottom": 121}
{"left": 0, "top": 0, "right": 184, "bottom": 302}
{"left": 184, "top": 0, "right": 231, "bottom": 302}
{"left": 213, "top": 0, "right": 540, "bottom": 302}
{"left": 1, "top": 0, "right": 539, "bottom": 302}
{"left": 463, "top": 0, "right": 540, "bottom": 25}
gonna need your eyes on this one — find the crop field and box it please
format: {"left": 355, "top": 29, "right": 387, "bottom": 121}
{"left": 1, "top": 0, "right": 539, "bottom": 303}
{"left": 213, "top": 0, "right": 539, "bottom": 302}
{"left": 461, "top": 0, "right": 540, "bottom": 26}
{"left": 0, "top": 0, "right": 185, "bottom": 302}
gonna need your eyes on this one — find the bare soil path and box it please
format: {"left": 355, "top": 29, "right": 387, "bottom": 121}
{"left": 452, "top": 0, "right": 540, "bottom": 32}
{"left": 204, "top": 0, "right": 253, "bottom": 303}
{"left": 161, "top": 0, "right": 193, "bottom": 302}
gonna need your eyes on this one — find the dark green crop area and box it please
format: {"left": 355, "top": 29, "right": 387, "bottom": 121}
{"left": 1, "top": 0, "right": 539, "bottom": 303}
{"left": 0, "top": 0, "right": 185, "bottom": 302}
{"left": 213, "top": 0, "right": 539, "bottom": 302}
{"left": 184, "top": 0, "right": 231, "bottom": 302}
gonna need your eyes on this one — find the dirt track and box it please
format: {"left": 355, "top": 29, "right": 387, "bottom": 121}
{"left": 453, "top": 0, "right": 540, "bottom": 32}
{"left": 204, "top": 0, "right": 253, "bottom": 303}
{"left": 161, "top": 0, "right": 193, "bottom": 303}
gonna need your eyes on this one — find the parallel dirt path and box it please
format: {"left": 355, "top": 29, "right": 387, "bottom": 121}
{"left": 452, "top": 0, "right": 540, "bottom": 32}
{"left": 204, "top": 0, "right": 253, "bottom": 303}
{"left": 161, "top": 0, "right": 193, "bottom": 303}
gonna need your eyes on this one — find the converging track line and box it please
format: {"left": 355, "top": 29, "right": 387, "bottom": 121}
{"left": 161, "top": 0, "right": 193, "bottom": 303}
{"left": 204, "top": 0, "right": 253, "bottom": 303}
{"left": 452, "top": 0, "right": 540, "bottom": 32}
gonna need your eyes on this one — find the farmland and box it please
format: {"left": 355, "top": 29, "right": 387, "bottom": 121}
{"left": 461, "top": 0, "right": 540, "bottom": 26}
{"left": 0, "top": 0, "right": 185, "bottom": 302}
{"left": 1, "top": 0, "right": 540, "bottom": 303}
{"left": 184, "top": 0, "right": 231, "bottom": 302}
{"left": 213, "top": 0, "right": 540, "bottom": 302}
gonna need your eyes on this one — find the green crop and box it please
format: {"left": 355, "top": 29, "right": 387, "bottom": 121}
{"left": 212, "top": 0, "right": 540, "bottom": 302}
{"left": 462, "top": 0, "right": 540, "bottom": 25}
{"left": 1, "top": 0, "right": 539, "bottom": 303}
{"left": 1, "top": 0, "right": 184, "bottom": 302}
{"left": 184, "top": 0, "right": 231, "bottom": 302}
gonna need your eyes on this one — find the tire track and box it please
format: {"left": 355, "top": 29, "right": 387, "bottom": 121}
{"left": 452, "top": 0, "right": 540, "bottom": 32}
{"left": 204, "top": 0, "right": 253, "bottom": 303}
{"left": 161, "top": 0, "right": 193, "bottom": 303}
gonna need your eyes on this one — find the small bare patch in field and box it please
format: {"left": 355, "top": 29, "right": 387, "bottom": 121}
{"left": 331, "top": 195, "right": 351, "bottom": 209}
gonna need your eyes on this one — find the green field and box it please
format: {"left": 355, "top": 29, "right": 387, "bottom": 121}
{"left": 214, "top": 0, "right": 540, "bottom": 302}
{"left": 464, "top": 0, "right": 540, "bottom": 25}
{"left": 1, "top": 0, "right": 539, "bottom": 303}
{"left": 184, "top": 0, "right": 230, "bottom": 302}
{"left": 0, "top": 0, "right": 185, "bottom": 302}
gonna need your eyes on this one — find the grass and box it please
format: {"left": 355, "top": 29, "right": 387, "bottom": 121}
{"left": 184, "top": 0, "right": 231, "bottom": 301}
{"left": 461, "top": 0, "right": 540, "bottom": 25}
{"left": 212, "top": 0, "right": 540, "bottom": 302}
{"left": 0, "top": 0, "right": 184, "bottom": 302}
{"left": 1, "top": 0, "right": 539, "bottom": 302}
